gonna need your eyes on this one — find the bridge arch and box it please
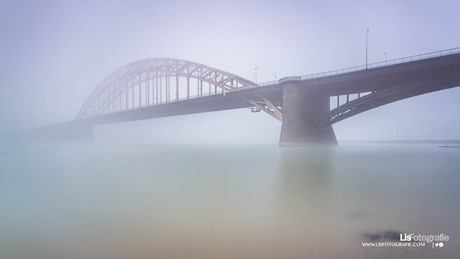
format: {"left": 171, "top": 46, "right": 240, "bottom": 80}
{"left": 77, "top": 58, "right": 257, "bottom": 119}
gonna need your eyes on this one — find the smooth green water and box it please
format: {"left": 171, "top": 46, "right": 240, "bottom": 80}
{"left": 0, "top": 143, "right": 459, "bottom": 258}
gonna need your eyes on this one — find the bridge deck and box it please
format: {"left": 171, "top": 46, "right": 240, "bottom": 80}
{"left": 79, "top": 52, "right": 460, "bottom": 126}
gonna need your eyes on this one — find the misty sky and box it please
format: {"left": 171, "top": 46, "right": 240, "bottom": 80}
{"left": 1, "top": 0, "right": 459, "bottom": 144}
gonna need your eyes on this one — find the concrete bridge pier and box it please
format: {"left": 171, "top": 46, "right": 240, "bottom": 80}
{"left": 279, "top": 83, "right": 337, "bottom": 146}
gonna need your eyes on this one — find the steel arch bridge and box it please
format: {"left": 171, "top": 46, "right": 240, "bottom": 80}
{"left": 28, "top": 47, "right": 459, "bottom": 145}
{"left": 77, "top": 58, "right": 258, "bottom": 119}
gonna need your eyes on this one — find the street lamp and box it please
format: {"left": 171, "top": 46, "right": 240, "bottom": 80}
{"left": 366, "top": 29, "right": 370, "bottom": 69}
{"left": 385, "top": 52, "right": 387, "bottom": 65}
{"left": 254, "top": 66, "right": 259, "bottom": 84}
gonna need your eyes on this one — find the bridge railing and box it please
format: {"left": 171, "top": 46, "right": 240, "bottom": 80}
{"left": 257, "top": 80, "right": 279, "bottom": 87}
{"left": 118, "top": 89, "right": 227, "bottom": 112}
{"left": 257, "top": 47, "right": 460, "bottom": 87}
{"left": 365, "top": 47, "right": 460, "bottom": 69}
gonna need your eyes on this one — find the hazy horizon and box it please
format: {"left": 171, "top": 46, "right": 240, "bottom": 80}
{"left": 1, "top": 0, "right": 460, "bottom": 144}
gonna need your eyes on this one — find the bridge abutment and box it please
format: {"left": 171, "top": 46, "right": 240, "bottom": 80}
{"left": 279, "top": 83, "right": 337, "bottom": 146}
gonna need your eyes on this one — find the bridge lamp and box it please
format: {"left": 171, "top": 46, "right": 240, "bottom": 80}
{"left": 366, "top": 29, "right": 370, "bottom": 69}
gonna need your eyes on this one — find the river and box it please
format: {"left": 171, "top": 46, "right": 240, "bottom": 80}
{"left": 1, "top": 142, "right": 459, "bottom": 258}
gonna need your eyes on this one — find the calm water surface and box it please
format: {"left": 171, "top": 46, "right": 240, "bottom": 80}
{"left": 1, "top": 143, "right": 459, "bottom": 258}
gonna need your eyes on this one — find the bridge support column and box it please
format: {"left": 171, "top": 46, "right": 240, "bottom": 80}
{"left": 280, "top": 83, "right": 337, "bottom": 146}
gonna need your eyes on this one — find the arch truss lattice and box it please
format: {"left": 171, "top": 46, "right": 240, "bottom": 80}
{"left": 77, "top": 58, "right": 257, "bottom": 119}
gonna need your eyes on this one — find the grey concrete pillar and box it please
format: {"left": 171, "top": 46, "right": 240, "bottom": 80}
{"left": 279, "top": 83, "right": 337, "bottom": 146}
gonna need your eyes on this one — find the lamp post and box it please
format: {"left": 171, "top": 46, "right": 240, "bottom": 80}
{"left": 366, "top": 29, "right": 370, "bottom": 69}
{"left": 255, "top": 66, "right": 259, "bottom": 84}
{"left": 385, "top": 52, "right": 387, "bottom": 65}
